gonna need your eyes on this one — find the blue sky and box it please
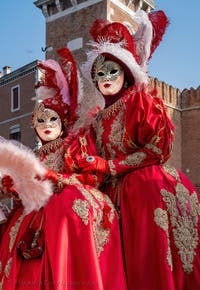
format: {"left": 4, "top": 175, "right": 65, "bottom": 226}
{"left": 0, "top": 0, "right": 200, "bottom": 91}
{"left": 0, "top": 0, "right": 45, "bottom": 72}
{"left": 149, "top": 0, "right": 200, "bottom": 90}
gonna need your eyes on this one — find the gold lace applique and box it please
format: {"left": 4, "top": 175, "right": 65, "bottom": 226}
{"left": 93, "top": 223, "right": 110, "bottom": 256}
{"left": 107, "top": 152, "right": 146, "bottom": 176}
{"left": 119, "top": 152, "right": 146, "bottom": 166}
{"left": 72, "top": 199, "right": 89, "bottom": 225}
{"left": 160, "top": 183, "right": 200, "bottom": 274}
{"left": 9, "top": 212, "right": 25, "bottom": 252}
{"left": 154, "top": 208, "right": 173, "bottom": 270}
{"left": 162, "top": 165, "right": 180, "bottom": 182}
{"left": 73, "top": 186, "right": 114, "bottom": 256}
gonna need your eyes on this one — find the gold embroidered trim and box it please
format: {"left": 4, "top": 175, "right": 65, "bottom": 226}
{"left": 79, "top": 136, "right": 88, "bottom": 158}
{"left": 119, "top": 152, "right": 146, "bottom": 166}
{"left": 123, "top": 128, "right": 139, "bottom": 150}
{"left": 9, "top": 212, "right": 25, "bottom": 252}
{"left": 72, "top": 199, "right": 89, "bottom": 225}
{"left": 145, "top": 143, "right": 162, "bottom": 155}
{"left": 99, "top": 87, "right": 135, "bottom": 120}
{"left": 4, "top": 257, "right": 12, "bottom": 278}
{"left": 62, "top": 174, "right": 82, "bottom": 186}
{"left": 154, "top": 208, "right": 173, "bottom": 270}
{"left": 100, "top": 98, "right": 124, "bottom": 120}
{"left": 35, "top": 137, "right": 63, "bottom": 157}
{"left": 161, "top": 183, "right": 200, "bottom": 274}
{"left": 108, "top": 160, "right": 117, "bottom": 176}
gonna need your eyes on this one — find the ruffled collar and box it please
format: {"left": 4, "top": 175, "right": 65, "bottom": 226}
{"left": 35, "top": 137, "right": 63, "bottom": 158}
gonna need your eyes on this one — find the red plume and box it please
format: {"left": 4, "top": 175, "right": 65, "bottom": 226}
{"left": 148, "top": 10, "right": 169, "bottom": 59}
{"left": 89, "top": 19, "right": 110, "bottom": 41}
{"left": 57, "top": 47, "right": 79, "bottom": 126}
{"left": 90, "top": 19, "right": 139, "bottom": 64}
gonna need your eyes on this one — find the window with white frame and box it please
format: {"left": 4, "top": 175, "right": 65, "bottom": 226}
{"left": 11, "top": 85, "right": 20, "bottom": 112}
{"left": 9, "top": 124, "right": 21, "bottom": 141}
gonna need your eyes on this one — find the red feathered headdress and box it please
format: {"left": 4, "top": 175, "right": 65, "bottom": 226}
{"left": 82, "top": 9, "right": 169, "bottom": 87}
{"left": 33, "top": 48, "right": 81, "bottom": 132}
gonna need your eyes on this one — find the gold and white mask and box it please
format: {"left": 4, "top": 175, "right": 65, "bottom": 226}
{"left": 33, "top": 104, "right": 62, "bottom": 142}
{"left": 94, "top": 57, "right": 123, "bottom": 83}
{"left": 32, "top": 104, "right": 61, "bottom": 128}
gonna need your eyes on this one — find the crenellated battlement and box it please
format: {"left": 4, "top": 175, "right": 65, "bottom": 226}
{"left": 150, "top": 77, "right": 181, "bottom": 109}
{"left": 150, "top": 77, "right": 200, "bottom": 111}
{"left": 181, "top": 86, "right": 200, "bottom": 109}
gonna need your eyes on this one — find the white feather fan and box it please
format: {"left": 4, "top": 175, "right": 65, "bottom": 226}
{"left": 0, "top": 138, "right": 53, "bottom": 213}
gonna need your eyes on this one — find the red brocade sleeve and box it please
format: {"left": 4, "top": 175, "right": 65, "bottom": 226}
{"left": 108, "top": 90, "right": 174, "bottom": 176}
{"left": 63, "top": 129, "right": 104, "bottom": 186}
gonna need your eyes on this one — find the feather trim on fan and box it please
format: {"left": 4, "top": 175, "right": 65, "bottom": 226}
{"left": 0, "top": 138, "right": 53, "bottom": 213}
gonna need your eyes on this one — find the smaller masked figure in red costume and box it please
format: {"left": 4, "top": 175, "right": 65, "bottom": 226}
{"left": 80, "top": 9, "right": 200, "bottom": 290}
{"left": 0, "top": 48, "right": 127, "bottom": 290}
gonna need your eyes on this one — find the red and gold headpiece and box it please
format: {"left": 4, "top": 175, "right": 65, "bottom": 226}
{"left": 32, "top": 48, "right": 82, "bottom": 134}
{"left": 82, "top": 9, "right": 169, "bottom": 88}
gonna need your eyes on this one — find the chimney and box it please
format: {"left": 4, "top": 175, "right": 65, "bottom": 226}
{"left": 3, "top": 66, "right": 11, "bottom": 76}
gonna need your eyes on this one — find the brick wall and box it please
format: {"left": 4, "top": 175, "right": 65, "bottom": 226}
{"left": 0, "top": 68, "right": 37, "bottom": 149}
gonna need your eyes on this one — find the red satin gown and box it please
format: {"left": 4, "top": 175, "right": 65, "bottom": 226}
{"left": 92, "top": 85, "right": 200, "bottom": 290}
{"left": 0, "top": 133, "right": 127, "bottom": 290}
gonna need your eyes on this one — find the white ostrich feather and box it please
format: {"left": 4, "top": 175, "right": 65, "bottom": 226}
{"left": 33, "top": 86, "right": 57, "bottom": 102}
{"left": 133, "top": 9, "right": 153, "bottom": 70}
{"left": 0, "top": 138, "right": 53, "bottom": 213}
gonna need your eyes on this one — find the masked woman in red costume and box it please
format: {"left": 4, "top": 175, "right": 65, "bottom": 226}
{"left": 79, "top": 9, "right": 200, "bottom": 290}
{"left": 0, "top": 48, "right": 127, "bottom": 289}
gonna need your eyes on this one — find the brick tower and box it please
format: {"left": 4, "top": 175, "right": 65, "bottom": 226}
{"left": 34, "top": 0, "right": 155, "bottom": 64}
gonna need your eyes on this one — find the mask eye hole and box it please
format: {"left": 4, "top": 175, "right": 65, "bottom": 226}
{"left": 50, "top": 116, "right": 57, "bottom": 121}
{"left": 37, "top": 118, "right": 44, "bottom": 123}
{"left": 110, "top": 69, "right": 118, "bottom": 75}
{"left": 97, "top": 71, "right": 104, "bottom": 77}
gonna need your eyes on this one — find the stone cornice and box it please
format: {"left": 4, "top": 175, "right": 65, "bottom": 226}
{"left": 34, "top": 0, "right": 103, "bottom": 20}
{"left": 0, "top": 61, "right": 39, "bottom": 86}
